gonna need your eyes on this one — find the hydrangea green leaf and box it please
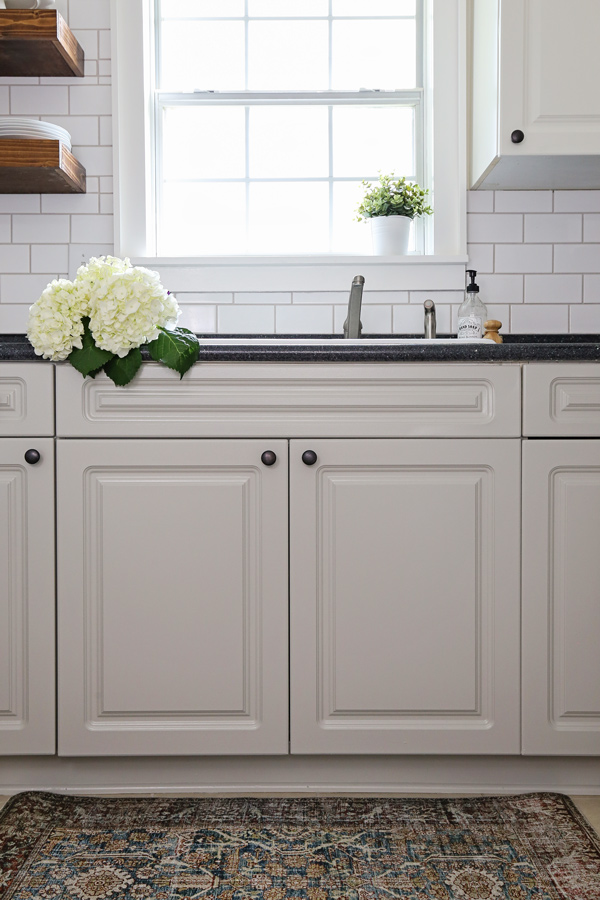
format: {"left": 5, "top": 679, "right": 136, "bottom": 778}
{"left": 103, "top": 347, "right": 143, "bottom": 387}
{"left": 147, "top": 327, "right": 200, "bottom": 378}
{"left": 68, "top": 317, "right": 114, "bottom": 378}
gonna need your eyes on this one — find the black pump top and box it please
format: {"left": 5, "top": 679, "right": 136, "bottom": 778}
{"left": 466, "top": 269, "right": 479, "bottom": 293}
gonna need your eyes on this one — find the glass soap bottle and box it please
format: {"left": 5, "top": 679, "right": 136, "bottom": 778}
{"left": 457, "top": 270, "right": 488, "bottom": 339}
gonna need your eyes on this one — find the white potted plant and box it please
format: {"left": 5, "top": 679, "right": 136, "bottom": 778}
{"left": 356, "top": 173, "right": 433, "bottom": 255}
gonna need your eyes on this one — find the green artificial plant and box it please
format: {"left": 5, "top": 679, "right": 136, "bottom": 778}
{"left": 356, "top": 173, "right": 433, "bottom": 222}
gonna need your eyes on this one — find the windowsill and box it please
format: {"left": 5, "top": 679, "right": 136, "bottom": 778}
{"left": 133, "top": 255, "right": 466, "bottom": 266}
{"left": 128, "top": 255, "right": 469, "bottom": 293}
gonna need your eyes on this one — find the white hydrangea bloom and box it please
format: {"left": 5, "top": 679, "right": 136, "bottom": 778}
{"left": 77, "top": 256, "right": 180, "bottom": 358}
{"left": 27, "top": 278, "right": 90, "bottom": 361}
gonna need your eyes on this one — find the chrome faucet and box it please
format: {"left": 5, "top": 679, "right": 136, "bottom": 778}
{"left": 343, "top": 275, "right": 365, "bottom": 339}
{"left": 423, "top": 299, "right": 436, "bottom": 339}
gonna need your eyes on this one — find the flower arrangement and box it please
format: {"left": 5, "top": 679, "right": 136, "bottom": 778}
{"left": 27, "top": 256, "right": 199, "bottom": 386}
{"left": 356, "top": 173, "right": 433, "bottom": 221}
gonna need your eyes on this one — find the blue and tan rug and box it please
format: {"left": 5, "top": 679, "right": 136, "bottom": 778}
{"left": 1, "top": 792, "right": 599, "bottom": 899}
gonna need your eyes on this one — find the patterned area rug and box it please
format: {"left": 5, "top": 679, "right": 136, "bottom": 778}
{"left": 1, "top": 793, "right": 600, "bottom": 899}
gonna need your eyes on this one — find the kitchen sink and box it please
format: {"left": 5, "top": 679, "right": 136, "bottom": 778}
{"left": 196, "top": 337, "right": 490, "bottom": 346}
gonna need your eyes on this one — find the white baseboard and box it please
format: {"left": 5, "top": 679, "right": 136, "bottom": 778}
{"left": 1, "top": 755, "right": 600, "bottom": 796}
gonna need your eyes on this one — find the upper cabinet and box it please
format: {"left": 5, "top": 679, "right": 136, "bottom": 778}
{"left": 470, "top": 0, "right": 600, "bottom": 190}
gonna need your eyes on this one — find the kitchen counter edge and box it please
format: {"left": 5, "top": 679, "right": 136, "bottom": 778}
{"left": 1, "top": 334, "right": 599, "bottom": 363}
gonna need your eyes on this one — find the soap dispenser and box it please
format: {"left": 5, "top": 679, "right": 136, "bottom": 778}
{"left": 457, "top": 270, "right": 488, "bottom": 339}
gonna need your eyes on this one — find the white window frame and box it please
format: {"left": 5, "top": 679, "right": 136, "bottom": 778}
{"left": 110, "top": 0, "right": 467, "bottom": 293}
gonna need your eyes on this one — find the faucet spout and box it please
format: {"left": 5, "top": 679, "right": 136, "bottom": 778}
{"left": 423, "top": 299, "right": 436, "bottom": 339}
{"left": 343, "top": 275, "right": 365, "bottom": 339}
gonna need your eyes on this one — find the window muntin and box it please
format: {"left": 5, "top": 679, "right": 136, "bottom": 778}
{"left": 154, "top": 0, "right": 425, "bottom": 256}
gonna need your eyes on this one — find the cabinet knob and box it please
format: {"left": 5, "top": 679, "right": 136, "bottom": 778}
{"left": 24, "top": 449, "right": 41, "bottom": 465}
{"left": 261, "top": 450, "right": 277, "bottom": 466}
{"left": 511, "top": 129, "right": 525, "bottom": 143}
{"left": 302, "top": 450, "right": 318, "bottom": 466}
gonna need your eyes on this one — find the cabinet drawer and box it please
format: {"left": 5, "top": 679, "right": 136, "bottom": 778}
{"left": 523, "top": 364, "right": 600, "bottom": 436}
{"left": 56, "top": 362, "right": 521, "bottom": 438}
{"left": 0, "top": 363, "right": 54, "bottom": 436}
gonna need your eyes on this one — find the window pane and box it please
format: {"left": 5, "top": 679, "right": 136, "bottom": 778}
{"left": 333, "top": 106, "right": 414, "bottom": 177}
{"left": 332, "top": 181, "right": 373, "bottom": 254}
{"left": 162, "top": 107, "right": 246, "bottom": 180}
{"left": 248, "top": 182, "right": 329, "bottom": 253}
{"left": 161, "top": 0, "right": 244, "bottom": 16}
{"left": 332, "top": 0, "right": 416, "bottom": 14}
{"left": 248, "top": 21, "right": 328, "bottom": 90}
{"left": 249, "top": 107, "right": 328, "bottom": 178}
{"left": 249, "top": 0, "right": 328, "bottom": 15}
{"left": 332, "top": 20, "right": 416, "bottom": 89}
{"left": 160, "top": 22, "right": 245, "bottom": 90}
{"left": 160, "top": 183, "right": 246, "bottom": 255}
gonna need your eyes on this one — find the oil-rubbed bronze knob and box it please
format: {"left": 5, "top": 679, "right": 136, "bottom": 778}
{"left": 302, "top": 450, "right": 318, "bottom": 466}
{"left": 261, "top": 450, "right": 277, "bottom": 466}
{"left": 24, "top": 449, "right": 41, "bottom": 465}
{"left": 511, "top": 129, "right": 525, "bottom": 143}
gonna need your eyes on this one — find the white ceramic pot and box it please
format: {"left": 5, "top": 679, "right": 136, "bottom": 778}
{"left": 370, "top": 215, "right": 412, "bottom": 255}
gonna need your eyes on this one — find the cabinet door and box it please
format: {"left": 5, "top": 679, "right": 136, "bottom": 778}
{"left": 290, "top": 439, "right": 521, "bottom": 754}
{"left": 500, "top": 0, "right": 600, "bottom": 157}
{"left": 57, "top": 439, "right": 288, "bottom": 756}
{"left": 0, "top": 439, "right": 55, "bottom": 754}
{"left": 522, "top": 440, "right": 600, "bottom": 755}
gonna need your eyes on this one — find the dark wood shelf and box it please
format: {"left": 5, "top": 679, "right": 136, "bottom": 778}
{"left": 0, "top": 9, "right": 84, "bottom": 77}
{"left": 0, "top": 139, "right": 85, "bottom": 193}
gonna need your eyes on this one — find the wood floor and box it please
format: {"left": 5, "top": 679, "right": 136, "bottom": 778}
{"left": 1, "top": 793, "right": 599, "bottom": 836}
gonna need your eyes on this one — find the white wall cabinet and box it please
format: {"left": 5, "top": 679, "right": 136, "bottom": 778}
{"left": 290, "top": 438, "right": 521, "bottom": 754}
{"left": 57, "top": 438, "right": 289, "bottom": 756}
{"left": 471, "top": 0, "right": 600, "bottom": 189}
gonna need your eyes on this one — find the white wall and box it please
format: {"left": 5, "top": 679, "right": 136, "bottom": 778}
{"left": 0, "top": 0, "right": 599, "bottom": 336}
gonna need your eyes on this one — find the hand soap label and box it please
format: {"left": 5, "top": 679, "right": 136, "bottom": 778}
{"left": 458, "top": 315, "right": 483, "bottom": 339}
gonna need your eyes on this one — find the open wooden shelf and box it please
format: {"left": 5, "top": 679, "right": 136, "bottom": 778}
{"left": 0, "top": 139, "right": 85, "bottom": 193}
{"left": 0, "top": 9, "right": 84, "bottom": 77}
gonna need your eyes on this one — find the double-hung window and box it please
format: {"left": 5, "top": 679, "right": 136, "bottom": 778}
{"left": 112, "top": 0, "right": 465, "bottom": 280}
{"left": 156, "top": 0, "right": 424, "bottom": 256}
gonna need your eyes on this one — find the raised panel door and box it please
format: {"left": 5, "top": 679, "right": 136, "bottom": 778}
{"left": 290, "top": 439, "right": 521, "bottom": 754}
{"left": 57, "top": 439, "right": 288, "bottom": 755}
{"left": 0, "top": 439, "right": 55, "bottom": 754}
{"left": 522, "top": 440, "right": 600, "bottom": 755}
{"left": 500, "top": 0, "right": 600, "bottom": 157}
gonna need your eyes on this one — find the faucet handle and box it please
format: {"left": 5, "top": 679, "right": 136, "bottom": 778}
{"left": 423, "top": 299, "right": 436, "bottom": 339}
{"left": 353, "top": 275, "right": 365, "bottom": 285}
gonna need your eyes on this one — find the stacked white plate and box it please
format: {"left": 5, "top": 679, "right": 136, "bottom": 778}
{"left": 0, "top": 117, "right": 72, "bottom": 151}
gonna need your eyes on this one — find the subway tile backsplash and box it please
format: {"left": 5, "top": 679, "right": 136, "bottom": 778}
{"left": 0, "top": 0, "right": 599, "bottom": 335}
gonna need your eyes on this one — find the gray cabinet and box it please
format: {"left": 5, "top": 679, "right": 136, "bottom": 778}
{"left": 54, "top": 362, "right": 523, "bottom": 757}
{"left": 0, "top": 364, "right": 55, "bottom": 755}
{"left": 522, "top": 440, "right": 600, "bottom": 755}
{"left": 522, "top": 364, "right": 600, "bottom": 755}
{"left": 290, "top": 438, "right": 522, "bottom": 754}
{"left": 57, "top": 438, "right": 289, "bottom": 756}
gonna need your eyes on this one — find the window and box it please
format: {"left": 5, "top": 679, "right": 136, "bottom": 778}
{"left": 111, "top": 0, "right": 466, "bottom": 288}
{"left": 155, "top": 0, "right": 424, "bottom": 256}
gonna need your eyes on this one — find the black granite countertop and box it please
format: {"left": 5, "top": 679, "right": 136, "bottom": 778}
{"left": 1, "top": 333, "right": 599, "bottom": 363}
